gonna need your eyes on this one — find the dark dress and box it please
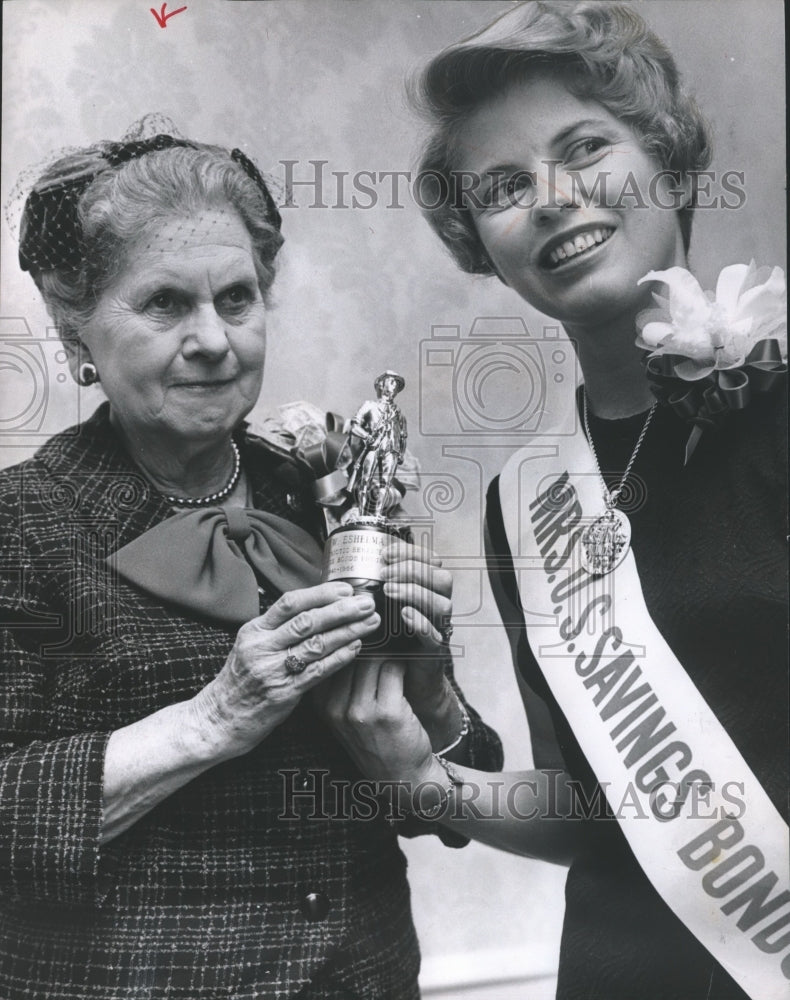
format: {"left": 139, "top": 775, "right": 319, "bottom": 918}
{"left": 0, "top": 402, "right": 503, "bottom": 1000}
{"left": 485, "top": 389, "right": 787, "bottom": 1000}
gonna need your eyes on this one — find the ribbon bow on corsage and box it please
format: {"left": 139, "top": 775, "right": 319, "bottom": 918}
{"left": 636, "top": 262, "right": 787, "bottom": 463}
{"left": 252, "top": 401, "right": 358, "bottom": 524}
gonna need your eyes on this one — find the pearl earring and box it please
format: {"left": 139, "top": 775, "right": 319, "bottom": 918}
{"left": 77, "top": 361, "right": 99, "bottom": 386}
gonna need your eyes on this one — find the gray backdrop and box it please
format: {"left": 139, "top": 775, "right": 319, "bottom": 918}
{"left": 1, "top": 1, "right": 785, "bottom": 994}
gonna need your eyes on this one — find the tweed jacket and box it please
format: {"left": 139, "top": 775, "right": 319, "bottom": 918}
{"left": 0, "top": 403, "right": 503, "bottom": 1000}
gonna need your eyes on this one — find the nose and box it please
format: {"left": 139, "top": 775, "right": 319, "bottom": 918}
{"left": 531, "top": 162, "right": 578, "bottom": 226}
{"left": 181, "top": 305, "right": 230, "bottom": 361}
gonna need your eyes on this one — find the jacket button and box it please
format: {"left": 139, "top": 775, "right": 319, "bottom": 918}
{"left": 301, "top": 890, "right": 330, "bottom": 921}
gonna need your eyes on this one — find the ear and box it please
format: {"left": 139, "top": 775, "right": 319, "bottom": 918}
{"left": 62, "top": 338, "right": 91, "bottom": 384}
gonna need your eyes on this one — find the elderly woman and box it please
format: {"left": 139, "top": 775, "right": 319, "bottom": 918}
{"left": 324, "top": 4, "right": 787, "bottom": 1000}
{"left": 0, "top": 124, "right": 502, "bottom": 999}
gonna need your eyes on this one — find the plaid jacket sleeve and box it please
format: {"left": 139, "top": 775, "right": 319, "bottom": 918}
{"left": 0, "top": 482, "right": 113, "bottom": 906}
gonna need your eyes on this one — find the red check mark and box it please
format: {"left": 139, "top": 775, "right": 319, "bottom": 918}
{"left": 151, "top": 3, "right": 187, "bottom": 28}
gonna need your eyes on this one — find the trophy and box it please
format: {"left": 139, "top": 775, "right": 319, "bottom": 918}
{"left": 320, "top": 371, "right": 411, "bottom": 599}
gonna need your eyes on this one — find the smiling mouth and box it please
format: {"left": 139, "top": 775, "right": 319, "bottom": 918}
{"left": 543, "top": 227, "right": 615, "bottom": 270}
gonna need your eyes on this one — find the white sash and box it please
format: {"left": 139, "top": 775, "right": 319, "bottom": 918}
{"left": 498, "top": 429, "right": 790, "bottom": 999}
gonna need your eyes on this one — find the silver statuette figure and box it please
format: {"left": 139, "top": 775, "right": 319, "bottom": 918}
{"left": 322, "top": 371, "right": 410, "bottom": 594}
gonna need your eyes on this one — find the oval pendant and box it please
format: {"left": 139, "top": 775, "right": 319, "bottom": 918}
{"left": 580, "top": 508, "right": 631, "bottom": 576}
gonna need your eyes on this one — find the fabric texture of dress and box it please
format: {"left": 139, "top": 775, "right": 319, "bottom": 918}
{"left": 0, "top": 402, "right": 503, "bottom": 1000}
{"left": 485, "top": 389, "right": 787, "bottom": 1000}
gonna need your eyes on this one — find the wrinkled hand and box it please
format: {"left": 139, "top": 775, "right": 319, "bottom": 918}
{"left": 380, "top": 541, "right": 462, "bottom": 750}
{"left": 315, "top": 658, "right": 434, "bottom": 786}
{"left": 191, "top": 582, "right": 379, "bottom": 760}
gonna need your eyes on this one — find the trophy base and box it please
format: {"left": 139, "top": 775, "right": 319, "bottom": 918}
{"left": 322, "top": 521, "right": 411, "bottom": 652}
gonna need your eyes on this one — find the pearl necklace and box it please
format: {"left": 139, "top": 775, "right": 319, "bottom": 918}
{"left": 580, "top": 393, "right": 656, "bottom": 576}
{"left": 164, "top": 441, "right": 241, "bottom": 508}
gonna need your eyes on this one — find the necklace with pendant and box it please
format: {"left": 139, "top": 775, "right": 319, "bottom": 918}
{"left": 580, "top": 392, "right": 656, "bottom": 576}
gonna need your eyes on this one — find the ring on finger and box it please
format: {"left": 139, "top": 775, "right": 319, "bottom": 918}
{"left": 284, "top": 648, "right": 309, "bottom": 675}
{"left": 439, "top": 620, "right": 454, "bottom": 644}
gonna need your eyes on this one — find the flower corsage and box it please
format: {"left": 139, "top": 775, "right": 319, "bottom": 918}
{"left": 636, "top": 262, "right": 787, "bottom": 463}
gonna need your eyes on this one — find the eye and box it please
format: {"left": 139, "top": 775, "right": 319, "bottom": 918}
{"left": 566, "top": 137, "right": 610, "bottom": 165}
{"left": 144, "top": 289, "right": 183, "bottom": 316}
{"left": 216, "top": 283, "right": 257, "bottom": 316}
{"left": 481, "top": 170, "right": 535, "bottom": 211}
{"left": 505, "top": 171, "right": 533, "bottom": 198}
